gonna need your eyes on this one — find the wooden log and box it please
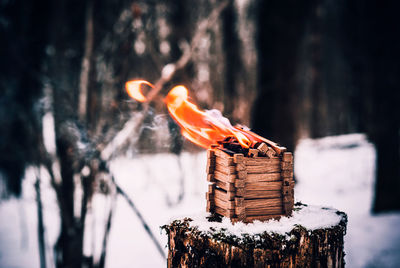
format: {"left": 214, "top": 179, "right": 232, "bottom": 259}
{"left": 244, "top": 157, "right": 280, "bottom": 166}
{"left": 237, "top": 170, "right": 247, "bottom": 179}
{"left": 206, "top": 183, "right": 215, "bottom": 213}
{"left": 234, "top": 179, "right": 245, "bottom": 188}
{"left": 248, "top": 148, "right": 259, "bottom": 157}
{"left": 234, "top": 126, "right": 287, "bottom": 155}
{"left": 206, "top": 174, "right": 215, "bottom": 182}
{"left": 214, "top": 170, "right": 236, "bottom": 183}
{"left": 235, "top": 206, "right": 245, "bottom": 216}
{"left": 246, "top": 173, "right": 281, "bottom": 183}
{"left": 244, "top": 190, "right": 282, "bottom": 199}
{"left": 207, "top": 149, "right": 216, "bottom": 159}
{"left": 215, "top": 155, "right": 234, "bottom": 166}
{"left": 282, "top": 185, "right": 291, "bottom": 196}
{"left": 281, "top": 170, "right": 294, "bottom": 178}
{"left": 206, "top": 157, "right": 215, "bottom": 167}
{"left": 235, "top": 187, "right": 245, "bottom": 197}
{"left": 206, "top": 150, "right": 216, "bottom": 174}
{"left": 282, "top": 152, "right": 293, "bottom": 162}
{"left": 266, "top": 147, "right": 277, "bottom": 158}
{"left": 214, "top": 196, "right": 235, "bottom": 210}
{"left": 235, "top": 197, "right": 244, "bottom": 207}
{"left": 233, "top": 153, "right": 245, "bottom": 164}
{"left": 245, "top": 206, "right": 283, "bottom": 216}
{"left": 281, "top": 161, "right": 293, "bottom": 170}
{"left": 206, "top": 164, "right": 214, "bottom": 174}
{"left": 233, "top": 195, "right": 245, "bottom": 225}
{"left": 282, "top": 178, "right": 291, "bottom": 187}
{"left": 283, "top": 195, "right": 293, "bottom": 203}
{"left": 215, "top": 180, "right": 235, "bottom": 192}
{"left": 214, "top": 148, "right": 234, "bottom": 159}
{"left": 214, "top": 187, "right": 234, "bottom": 201}
{"left": 246, "top": 164, "right": 281, "bottom": 174}
{"left": 208, "top": 184, "right": 215, "bottom": 194}
{"left": 244, "top": 198, "right": 283, "bottom": 208}
{"left": 215, "top": 206, "right": 234, "bottom": 218}
{"left": 235, "top": 162, "right": 246, "bottom": 171}
{"left": 214, "top": 163, "right": 236, "bottom": 175}
{"left": 256, "top": 142, "right": 269, "bottom": 154}
{"left": 257, "top": 142, "right": 277, "bottom": 158}
{"left": 163, "top": 206, "right": 347, "bottom": 268}
{"left": 245, "top": 181, "right": 282, "bottom": 191}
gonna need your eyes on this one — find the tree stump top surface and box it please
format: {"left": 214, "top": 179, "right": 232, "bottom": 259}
{"left": 163, "top": 203, "right": 347, "bottom": 247}
{"left": 163, "top": 203, "right": 347, "bottom": 267}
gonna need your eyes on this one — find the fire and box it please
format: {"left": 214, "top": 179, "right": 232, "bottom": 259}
{"left": 125, "top": 80, "right": 266, "bottom": 149}
{"left": 125, "top": 80, "right": 153, "bottom": 102}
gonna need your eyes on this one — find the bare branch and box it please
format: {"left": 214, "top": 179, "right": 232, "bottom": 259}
{"left": 35, "top": 171, "right": 47, "bottom": 268}
{"left": 114, "top": 179, "right": 166, "bottom": 259}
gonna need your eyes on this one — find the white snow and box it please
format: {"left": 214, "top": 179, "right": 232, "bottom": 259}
{"left": 184, "top": 204, "right": 343, "bottom": 238}
{"left": 1, "top": 133, "right": 400, "bottom": 267}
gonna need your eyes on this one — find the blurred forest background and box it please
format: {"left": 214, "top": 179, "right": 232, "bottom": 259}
{"left": 1, "top": 0, "right": 399, "bottom": 267}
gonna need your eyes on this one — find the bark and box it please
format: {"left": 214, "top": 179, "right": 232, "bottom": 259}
{"left": 163, "top": 209, "right": 347, "bottom": 268}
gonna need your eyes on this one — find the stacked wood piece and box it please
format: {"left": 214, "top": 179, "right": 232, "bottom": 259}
{"left": 206, "top": 142, "right": 294, "bottom": 223}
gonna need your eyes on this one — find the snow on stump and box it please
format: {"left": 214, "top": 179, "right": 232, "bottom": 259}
{"left": 162, "top": 204, "right": 347, "bottom": 268}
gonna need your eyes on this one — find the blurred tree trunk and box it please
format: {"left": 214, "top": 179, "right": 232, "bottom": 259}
{"left": 0, "top": 0, "right": 50, "bottom": 197}
{"left": 342, "top": 1, "right": 400, "bottom": 212}
{"left": 365, "top": 2, "right": 400, "bottom": 212}
{"left": 252, "top": 0, "right": 400, "bottom": 211}
{"left": 252, "top": 0, "right": 316, "bottom": 152}
{"left": 47, "top": 0, "right": 88, "bottom": 265}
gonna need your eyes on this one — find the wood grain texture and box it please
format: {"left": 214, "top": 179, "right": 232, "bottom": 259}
{"left": 214, "top": 163, "right": 236, "bottom": 175}
{"left": 215, "top": 155, "right": 234, "bottom": 166}
{"left": 244, "top": 190, "right": 282, "bottom": 199}
{"left": 214, "top": 148, "right": 233, "bottom": 159}
{"left": 215, "top": 181, "right": 235, "bottom": 192}
{"left": 214, "top": 187, "right": 234, "bottom": 201}
{"left": 215, "top": 206, "right": 234, "bottom": 218}
{"left": 246, "top": 173, "right": 281, "bottom": 183}
{"left": 247, "top": 164, "right": 281, "bottom": 174}
{"left": 244, "top": 157, "right": 280, "bottom": 166}
{"left": 244, "top": 198, "right": 283, "bottom": 208}
{"left": 214, "top": 170, "right": 236, "bottom": 183}
{"left": 245, "top": 206, "right": 283, "bottom": 216}
{"left": 214, "top": 196, "right": 235, "bottom": 210}
{"left": 245, "top": 181, "right": 282, "bottom": 191}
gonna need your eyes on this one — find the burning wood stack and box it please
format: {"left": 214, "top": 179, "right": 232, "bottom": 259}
{"left": 123, "top": 80, "right": 295, "bottom": 223}
{"left": 206, "top": 137, "right": 294, "bottom": 223}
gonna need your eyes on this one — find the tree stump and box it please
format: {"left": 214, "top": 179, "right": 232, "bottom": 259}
{"left": 162, "top": 204, "right": 347, "bottom": 268}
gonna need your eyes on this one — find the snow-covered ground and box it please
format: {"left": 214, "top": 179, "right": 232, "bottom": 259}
{"left": 1, "top": 133, "right": 400, "bottom": 267}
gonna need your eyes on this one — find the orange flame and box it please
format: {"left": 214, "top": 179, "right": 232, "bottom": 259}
{"left": 125, "top": 80, "right": 154, "bottom": 102}
{"left": 125, "top": 80, "right": 265, "bottom": 149}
